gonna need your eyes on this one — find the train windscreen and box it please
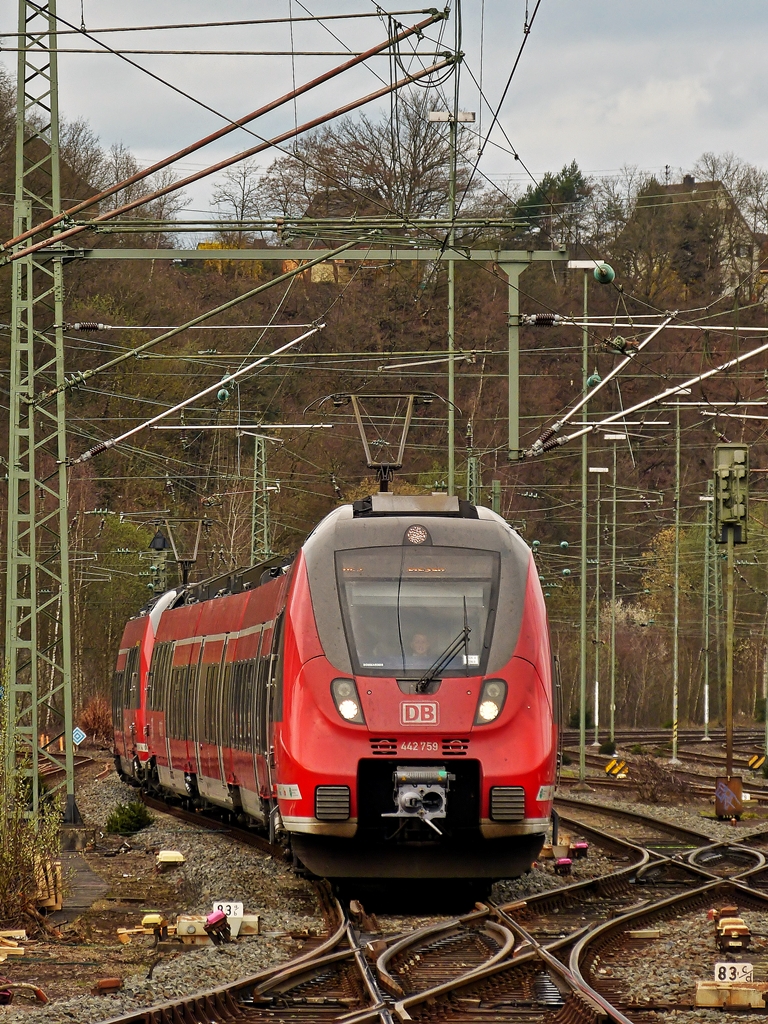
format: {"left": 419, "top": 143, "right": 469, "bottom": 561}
{"left": 335, "top": 546, "right": 500, "bottom": 677}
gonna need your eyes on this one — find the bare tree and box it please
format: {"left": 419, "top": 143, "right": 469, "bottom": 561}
{"left": 212, "top": 158, "right": 263, "bottom": 222}
{"left": 254, "top": 92, "right": 479, "bottom": 224}
{"left": 61, "top": 116, "right": 106, "bottom": 197}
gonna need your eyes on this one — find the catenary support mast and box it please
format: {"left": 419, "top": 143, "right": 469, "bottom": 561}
{"left": 251, "top": 436, "right": 275, "bottom": 565}
{"left": 4, "top": 0, "right": 78, "bottom": 821}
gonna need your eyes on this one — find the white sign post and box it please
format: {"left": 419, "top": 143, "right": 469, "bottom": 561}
{"left": 714, "top": 963, "right": 753, "bottom": 983}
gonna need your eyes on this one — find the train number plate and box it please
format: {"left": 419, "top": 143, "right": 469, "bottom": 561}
{"left": 714, "top": 962, "right": 753, "bottom": 982}
{"left": 400, "top": 701, "right": 439, "bottom": 725}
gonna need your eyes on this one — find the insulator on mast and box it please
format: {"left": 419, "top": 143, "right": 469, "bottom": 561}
{"left": 67, "top": 322, "right": 113, "bottom": 331}
{"left": 520, "top": 313, "right": 563, "bottom": 326}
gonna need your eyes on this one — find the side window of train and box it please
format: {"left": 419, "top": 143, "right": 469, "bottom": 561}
{"left": 204, "top": 661, "right": 220, "bottom": 745}
{"left": 246, "top": 657, "right": 257, "bottom": 748}
{"left": 220, "top": 657, "right": 232, "bottom": 749}
{"left": 271, "top": 613, "right": 285, "bottom": 723}
{"left": 199, "top": 664, "right": 210, "bottom": 745}
{"left": 112, "top": 670, "right": 124, "bottom": 727}
{"left": 229, "top": 660, "right": 240, "bottom": 749}
{"left": 161, "top": 644, "right": 171, "bottom": 715}
{"left": 146, "top": 645, "right": 159, "bottom": 711}
{"left": 127, "top": 647, "right": 140, "bottom": 709}
{"left": 170, "top": 662, "right": 184, "bottom": 740}
{"left": 189, "top": 652, "right": 202, "bottom": 743}
{"left": 254, "top": 632, "right": 268, "bottom": 751}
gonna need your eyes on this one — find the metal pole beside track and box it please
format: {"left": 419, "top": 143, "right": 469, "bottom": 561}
{"left": 671, "top": 402, "right": 681, "bottom": 764}
{"left": 702, "top": 483, "right": 712, "bottom": 741}
{"left": 606, "top": 435, "right": 624, "bottom": 746}
{"left": 578, "top": 270, "right": 588, "bottom": 785}
{"left": 726, "top": 525, "right": 735, "bottom": 778}
{"left": 592, "top": 469, "right": 608, "bottom": 746}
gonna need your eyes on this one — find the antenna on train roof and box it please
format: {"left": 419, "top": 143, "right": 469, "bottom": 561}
{"left": 309, "top": 391, "right": 447, "bottom": 492}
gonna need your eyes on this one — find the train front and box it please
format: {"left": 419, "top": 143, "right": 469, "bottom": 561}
{"left": 276, "top": 493, "right": 557, "bottom": 880}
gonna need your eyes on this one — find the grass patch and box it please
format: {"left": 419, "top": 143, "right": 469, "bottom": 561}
{"left": 0, "top": 684, "right": 61, "bottom": 926}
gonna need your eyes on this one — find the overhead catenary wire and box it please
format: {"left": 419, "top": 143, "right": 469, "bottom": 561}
{"left": 4, "top": 53, "right": 456, "bottom": 264}
{"left": 152, "top": 423, "right": 335, "bottom": 430}
{"left": 0, "top": 10, "right": 439, "bottom": 35}
{"left": 1, "top": 11, "right": 446, "bottom": 254}
{"left": 37, "top": 235, "right": 370, "bottom": 404}
{"left": 70, "top": 324, "right": 325, "bottom": 465}
{"left": 527, "top": 314, "right": 676, "bottom": 455}
{"left": 526, "top": 334, "right": 768, "bottom": 458}
{"left": 10, "top": 8, "right": 765, "bottom": 573}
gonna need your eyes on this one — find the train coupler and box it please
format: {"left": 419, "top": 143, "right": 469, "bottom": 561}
{"left": 381, "top": 766, "right": 455, "bottom": 835}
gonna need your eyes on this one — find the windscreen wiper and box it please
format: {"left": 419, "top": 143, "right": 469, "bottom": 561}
{"left": 415, "top": 617, "right": 471, "bottom": 694}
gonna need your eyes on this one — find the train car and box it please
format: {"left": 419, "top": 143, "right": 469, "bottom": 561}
{"left": 115, "top": 493, "right": 558, "bottom": 882}
{"left": 112, "top": 589, "right": 178, "bottom": 780}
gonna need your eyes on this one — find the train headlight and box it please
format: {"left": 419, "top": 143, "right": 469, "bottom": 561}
{"left": 331, "top": 679, "right": 365, "bottom": 725}
{"left": 339, "top": 699, "right": 360, "bottom": 720}
{"left": 474, "top": 679, "right": 507, "bottom": 724}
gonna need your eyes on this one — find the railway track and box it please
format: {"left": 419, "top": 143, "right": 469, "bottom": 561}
{"left": 139, "top": 792, "right": 286, "bottom": 859}
{"left": 559, "top": 741, "right": 768, "bottom": 805}
{"left": 86, "top": 794, "right": 768, "bottom": 1022}
{"left": 39, "top": 753, "right": 93, "bottom": 782}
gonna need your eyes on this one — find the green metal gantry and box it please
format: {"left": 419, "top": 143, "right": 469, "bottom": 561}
{"left": 4, "top": 0, "right": 79, "bottom": 822}
{"left": 251, "top": 436, "right": 275, "bottom": 564}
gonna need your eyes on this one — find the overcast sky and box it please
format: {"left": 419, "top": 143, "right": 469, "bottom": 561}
{"left": 2, "top": 1, "right": 767, "bottom": 212}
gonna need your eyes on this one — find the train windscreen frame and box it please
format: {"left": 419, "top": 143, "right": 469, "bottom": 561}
{"left": 335, "top": 545, "right": 500, "bottom": 678}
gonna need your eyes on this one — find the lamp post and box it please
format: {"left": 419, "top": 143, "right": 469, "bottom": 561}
{"left": 566, "top": 260, "right": 612, "bottom": 784}
{"left": 662, "top": 393, "right": 691, "bottom": 764}
{"left": 428, "top": 108, "right": 475, "bottom": 495}
{"left": 578, "top": 270, "right": 589, "bottom": 781}
{"left": 605, "top": 434, "right": 626, "bottom": 744}
{"left": 589, "top": 466, "right": 609, "bottom": 746}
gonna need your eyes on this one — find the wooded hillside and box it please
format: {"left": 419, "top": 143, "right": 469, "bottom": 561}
{"left": 2, "top": 70, "right": 768, "bottom": 729}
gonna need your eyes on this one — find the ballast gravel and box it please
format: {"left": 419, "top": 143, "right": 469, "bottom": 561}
{"left": 595, "top": 908, "right": 768, "bottom": 1009}
{"left": 0, "top": 765, "right": 321, "bottom": 1023}
{"left": 5, "top": 762, "right": 734, "bottom": 1022}
{"left": 493, "top": 838, "right": 628, "bottom": 904}
{"left": 0, "top": 937, "right": 303, "bottom": 1024}
{"left": 559, "top": 791, "right": 764, "bottom": 843}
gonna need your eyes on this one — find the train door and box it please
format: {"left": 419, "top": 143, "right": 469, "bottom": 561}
{"left": 229, "top": 628, "right": 260, "bottom": 795}
{"left": 112, "top": 652, "right": 129, "bottom": 764}
{"left": 146, "top": 642, "right": 172, "bottom": 767}
{"left": 196, "top": 637, "right": 226, "bottom": 782}
{"left": 265, "top": 613, "right": 285, "bottom": 793}
{"left": 216, "top": 637, "right": 231, "bottom": 782}
{"left": 253, "top": 627, "right": 270, "bottom": 795}
{"left": 168, "top": 640, "right": 194, "bottom": 773}
{"left": 190, "top": 640, "right": 204, "bottom": 776}
{"left": 122, "top": 645, "right": 141, "bottom": 762}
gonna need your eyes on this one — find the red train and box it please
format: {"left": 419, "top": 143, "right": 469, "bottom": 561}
{"left": 113, "top": 493, "right": 559, "bottom": 881}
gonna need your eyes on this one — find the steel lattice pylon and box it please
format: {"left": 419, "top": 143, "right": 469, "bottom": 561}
{"left": 4, "top": 0, "right": 79, "bottom": 821}
{"left": 250, "top": 436, "right": 275, "bottom": 564}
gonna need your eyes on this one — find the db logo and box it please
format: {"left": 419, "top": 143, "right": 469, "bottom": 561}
{"left": 400, "top": 701, "right": 440, "bottom": 725}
